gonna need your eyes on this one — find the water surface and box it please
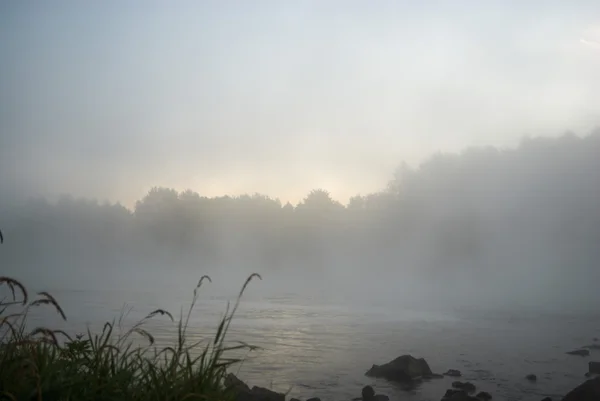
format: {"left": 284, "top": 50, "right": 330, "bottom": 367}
{"left": 23, "top": 284, "right": 600, "bottom": 401}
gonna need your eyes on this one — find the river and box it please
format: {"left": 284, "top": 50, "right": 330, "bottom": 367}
{"left": 18, "top": 278, "right": 600, "bottom": 401}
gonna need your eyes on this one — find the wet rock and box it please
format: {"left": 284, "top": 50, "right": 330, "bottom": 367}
{"left": 444, "top": 369, "right": 463, "bottom": 377}
{"left": 562, "top": 376, "right": 600, "bottom": 401}
{"left": 589, "top": 362, "right": 600, "bottom": 374}
{"left": 451, "top": 381, "right": 477, "bottom": 393}
{"left": 225, "top": 373, "right": 251, "bottom": 392}
{"left": 475, "top": 391, "right": 492, "bottom": 400}
{"left": 566, "top": 349, "right": 590, "bottom": 356}
{"left": 248, "top": 386, "right": 285, "bottom": 401}
{"left": 306, "top": 398, "right": 321, "bottom": 401}
{"left": 526, "top": 374, "right": 537, "bottom": 382}
{"left": 365, "top": 355, "right": 433, "bottom": 382}
{"left": 362, "top": 385, "right": 375, "bottom": 400}
{"left": 443, "top": 389, "right": 462, "bottom": 398}
{"left": 224, "top": 373, "right": 285, "bottom": 401}
{"left": 441, "top": 389, "right": 478, "bottom": 401}
{"left": 359, "top": 385, "right": 389, "bottom": 401}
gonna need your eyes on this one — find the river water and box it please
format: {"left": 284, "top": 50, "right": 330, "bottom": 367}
{"left": 18, "top": 280, "right": 600, "bottom": 401}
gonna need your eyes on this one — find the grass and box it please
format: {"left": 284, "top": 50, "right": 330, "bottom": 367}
{"left": 0, "top": 270, "right": 261, "bottom": 401}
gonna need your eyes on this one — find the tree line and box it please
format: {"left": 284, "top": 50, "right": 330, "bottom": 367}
{"left": 1, "top": 131, "right": 599, "bottom": 285}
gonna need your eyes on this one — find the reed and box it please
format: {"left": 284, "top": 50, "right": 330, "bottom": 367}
{"left": 0, "top": 247, "right": 260, "bottom": 401}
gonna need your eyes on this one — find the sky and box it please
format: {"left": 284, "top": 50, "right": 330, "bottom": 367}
{"left": 1, "top": 1, "right": 599, "bottom": 207}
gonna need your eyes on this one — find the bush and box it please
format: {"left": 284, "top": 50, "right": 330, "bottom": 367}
{"left": 0, "top": 271, "right": 261, "bottom": 401}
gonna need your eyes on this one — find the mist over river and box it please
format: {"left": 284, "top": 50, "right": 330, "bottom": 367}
{"left": 3, "top": 3, "right": 600, "bottom": 400}
{"left": 22, "top": 276, "right": 600, "bottom": 401}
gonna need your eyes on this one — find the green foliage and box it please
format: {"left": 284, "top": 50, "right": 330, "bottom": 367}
{"left": 0, "top": 274, "right": 261, "bottom": 401}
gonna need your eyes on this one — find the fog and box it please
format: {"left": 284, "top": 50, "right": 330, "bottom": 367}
{"left": 2, "top": 2, "right": 600, "bottom": 317}
{"left": 2, "top": 1, "right": 600, "bottom": 206}
{"left": 1, "top": 131, "right": 599, "bottom": 314}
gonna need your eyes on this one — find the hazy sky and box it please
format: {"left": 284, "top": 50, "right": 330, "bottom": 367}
{"left": 1, "top": 1, "right": 599, "bottom": 207}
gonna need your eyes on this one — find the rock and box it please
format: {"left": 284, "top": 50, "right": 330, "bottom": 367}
{"left": 444, "top": 369, "right": 463, "bottom": 377}
{"left": 562, "top": 377, "right": 600, "bottom": 401}
{"left": 443, "top": 389, "right": 462, "bottom": 398}
{"left": 475, "top": 391, "right": 492, "bottom": 400}
{"left": 583, "top": 344, "right": 600, "bottom": 350}
{"left": 224, "top": 373, "right": 285, "bottom": 401}
{"left": 249, "top": 386, "right": 285, "bottom": 401}
{"left": 426, "top": 373, "right": 445, "bottom": 379}
{"left": 306, "top": 398, "right": 321, "bottom": 401}
{"left": 290, "top": 399, "right": 301, "bottom": 401}
{"left": 589, "top": 362, "right": 600, "bottom": 374}
{"left": 441, "top": 389, "right": 478, "bottom": 401}
{"left": 225, "top": 373, "right": 251, "bottom": 393}
{"left": 540, "top": 398, "right": 552, "bottom": 401}
{"left": 362, "top": 386, "right": 375, "bottom": 400}
{"left": 359, "top": 385, "right": 389, "bottom": 401}
{"left": 451, "top": 381, "right": 477, "bottom": 393}
{"left": 526, "top": 374, "right": 537, "bottom": 382}
{"left": 566, "top": 349, "right": 590, "bottom": 356}
{"left": 365, "top": 355, "right": 433, "bottom": 382}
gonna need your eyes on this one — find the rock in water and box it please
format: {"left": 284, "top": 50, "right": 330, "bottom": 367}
{"left": 249, "top": 386, "right": 285, "bottom": 401}
{"left": 566, "top": 349, "right": 590, "bottom": 356}
{"left": 225, "top": 373, "right": 251, "bottom": 392}
{"left": 365, "top": 355, "right": 433, "bottom": 382}
{"left": 526, "top": 374, "right": 538, "bottom": 382}
{"left": 357, "top": 385, "right": 389, "bottom": 401}
{"left": 443, "top": 389, "right": 462, "bottom": 398}
{"left": 441, "top": 389, "right": 478, "bottom": 401}
{"left": 562, "top": 377, "right": 600, "bottom": 401}
{"left": 362, "top": 385, "right": 375, "bottom": 400}
{"left": 589, "top": 362, "right": 600, "bottom": 374}
{"left": 451, "top": 381, "right": 477, "bottom": 393}
{"left": 475, "top": 391, "right": 492, "bottom": 400}
{"left": 444, "top": 369, "right": 463, "bottom": 377}
{"left": 224, "top": 373, "right": 285, "bottom": 401}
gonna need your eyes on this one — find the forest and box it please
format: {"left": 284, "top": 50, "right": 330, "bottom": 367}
{"left": 1, "top": 131, "right": 600, "bottom": 308}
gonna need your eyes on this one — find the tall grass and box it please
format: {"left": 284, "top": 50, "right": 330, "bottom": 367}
{"left": 0, "top": 229, "right": 261, "bottom": 401}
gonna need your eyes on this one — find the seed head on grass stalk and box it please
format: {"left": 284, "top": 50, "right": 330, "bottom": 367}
{"left": 0, "top": 255, "right": 261, "bottom": 401}
{"left": 0, "top": 276, "right": 28, "bottom": 306}
{"left": 29, "top": 292, "right": 67, "bottom": 321}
